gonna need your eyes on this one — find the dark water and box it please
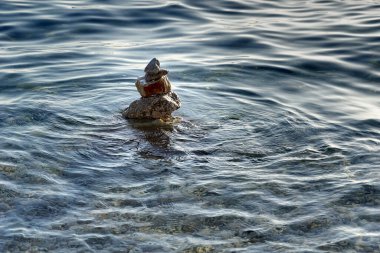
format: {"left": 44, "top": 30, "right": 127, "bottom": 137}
{"left": 1, "top": 0, "right": 379, "bottom": 252}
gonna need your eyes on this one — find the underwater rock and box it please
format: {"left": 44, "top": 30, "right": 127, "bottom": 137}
{"left": 123, "top": 58, "right": 180, "bottom": 120}
{"left": 122, "top": 92, "right": 180, "bottom": 120}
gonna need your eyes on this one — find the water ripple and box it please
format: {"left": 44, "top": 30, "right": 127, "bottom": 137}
{"left": 0, "top": 0, "right": 379, "bottom": 252}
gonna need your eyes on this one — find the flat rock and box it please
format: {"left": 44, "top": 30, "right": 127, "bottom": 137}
{"left": 122, "top": 92, "right": 181, "bottom": 120}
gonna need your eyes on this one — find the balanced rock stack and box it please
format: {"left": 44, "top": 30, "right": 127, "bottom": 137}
{"left": 122, "top": 58, "right": 181, "bottom": 120}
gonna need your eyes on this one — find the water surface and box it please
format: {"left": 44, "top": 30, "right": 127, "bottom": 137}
{"left": 0, "top": 0, "right": 379, "bottom": 252}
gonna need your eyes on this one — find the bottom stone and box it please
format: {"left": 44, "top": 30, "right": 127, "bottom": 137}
{"left": 122, "top": 92, "right": 181, "bottom": 120}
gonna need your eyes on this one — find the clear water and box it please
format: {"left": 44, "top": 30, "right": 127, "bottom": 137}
{"left": 1, "top": 0, "right": 379, "bottom": 252}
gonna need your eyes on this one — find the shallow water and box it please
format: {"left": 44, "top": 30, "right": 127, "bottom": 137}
{"left": 1, "top": 0, "right": 379, "bottom": 252}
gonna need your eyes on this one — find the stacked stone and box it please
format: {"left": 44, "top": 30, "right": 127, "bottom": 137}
{"left": 144, "top": 58, "right": 168, "bottom": 82}
{"left": 122, "top": 58, "right": 181, "bottom": 120}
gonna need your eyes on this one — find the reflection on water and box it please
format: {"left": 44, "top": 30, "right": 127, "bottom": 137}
{"left": 0, "top": 0, "right": 380, "bottom": 252}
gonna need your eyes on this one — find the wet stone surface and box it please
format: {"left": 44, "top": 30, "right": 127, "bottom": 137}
{"left": 122, "top": 92, "right": 181, "bottom": 120}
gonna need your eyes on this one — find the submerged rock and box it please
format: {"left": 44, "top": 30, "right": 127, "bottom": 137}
{"left": 123, "top": 58, "right": 181, "bottom": 120}
{"left": 122, "top": 92, "right": 180, "bottom": 120}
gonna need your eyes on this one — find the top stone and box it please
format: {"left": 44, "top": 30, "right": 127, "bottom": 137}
{"left": 144, "top": 58, "right": 160, "bottom": 74}
{"left": 144, "top": 58, "right": 168, "bottom": 82}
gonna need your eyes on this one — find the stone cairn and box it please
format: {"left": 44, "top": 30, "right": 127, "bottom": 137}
{"left": 122, "top": 58, "right": 181, "bottom": 120}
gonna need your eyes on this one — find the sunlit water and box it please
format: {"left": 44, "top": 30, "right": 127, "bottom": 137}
{"left": 1, "top": 0, "right": 379, "bottom": 252}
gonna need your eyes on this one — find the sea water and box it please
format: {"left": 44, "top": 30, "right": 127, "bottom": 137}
{"left": 0, "top": 0, "right": 379, "bottom": 252}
